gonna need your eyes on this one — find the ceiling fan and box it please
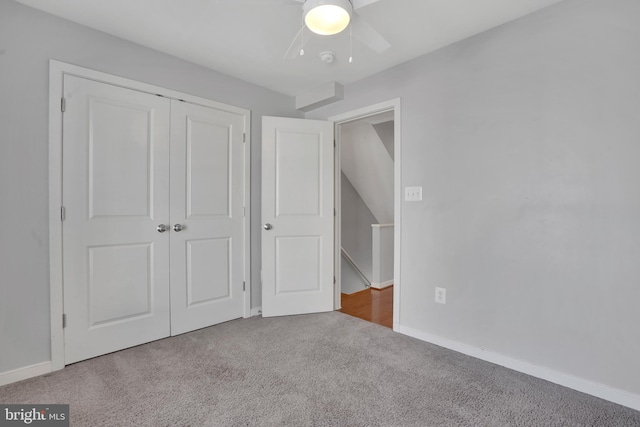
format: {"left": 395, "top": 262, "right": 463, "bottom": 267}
{"left": 283, "top": 0, "right": 391, "bottom": 60}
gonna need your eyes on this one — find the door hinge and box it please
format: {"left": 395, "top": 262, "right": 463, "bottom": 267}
{"left": 334, "top": 208, "right": 336, "bottom": 216}
{"left": 61, "top": 206, "right": 66, "bottom": 221}
{"left": 243, "top": 207, "right": 245, "bottom": 217}
{"left": 334, "top": 139, "right": 336, "bottom": 148}
{"left": 334, "top": 276, "right": 336, "bottom": 284}
{"left": 62, "top": 314, "right": 67, "bottom": 328}
{"left": 243, "top": 133, "right": 246, "bottom": 143}
{"left": 61, "top": 98, "right": 66, "bottom": 112}
{"left": 243, "top": 281, "right": 246, "bottom": 291}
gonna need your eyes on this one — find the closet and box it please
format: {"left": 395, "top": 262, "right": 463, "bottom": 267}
{"left": 60, "top": 74, "right": 248, "bottom": 364}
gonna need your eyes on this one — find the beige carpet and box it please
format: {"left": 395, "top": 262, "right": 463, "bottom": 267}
{"left": 1, "top": 312, "right": 639, "bottom": 426}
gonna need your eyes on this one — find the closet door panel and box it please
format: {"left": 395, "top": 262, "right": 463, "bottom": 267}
{"left": 62, "top": 75, "right": 171, "bottom": 364}
{"left": 169, "top": 101, "right": 245, "bottom": 335}
{"left": 186, "top": 118, "right": 231, "bottom": 217}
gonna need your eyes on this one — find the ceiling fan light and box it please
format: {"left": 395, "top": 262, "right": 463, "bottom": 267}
{"left": 304, "top": 0, "right": 352, "bottom": 36}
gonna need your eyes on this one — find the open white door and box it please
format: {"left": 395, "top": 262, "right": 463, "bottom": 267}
{"left": 261, "top": 116, "right": 334, "bottom": 317}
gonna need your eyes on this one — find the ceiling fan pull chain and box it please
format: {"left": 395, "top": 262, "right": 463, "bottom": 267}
{"left": 300, "top": 14, "right": 305, "bottom": 56}
{"left": 349, "top": 23, "right": 353, "bottom": 63}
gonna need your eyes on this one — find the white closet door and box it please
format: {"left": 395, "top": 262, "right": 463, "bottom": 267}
{"left": 261, "top": 116, "right": 335, "bottom": 317}
{"left": 169, "top": 101, "right": 246, "bottom": 335}
{"left": 62, "top": 75, "right": 171, "bottom": 364}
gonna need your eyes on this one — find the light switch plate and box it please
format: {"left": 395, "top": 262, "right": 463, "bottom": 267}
{"left": 405, "top": 186, "right": 422, "bottom": 201}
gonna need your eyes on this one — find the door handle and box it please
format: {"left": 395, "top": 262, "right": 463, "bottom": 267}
{"left": 263, "top": 223, "right": 272, "bottom": 230}
{"left": 157, "top": 224, "right": 168, "bottom": 233}
{"left": 173, "top": 224, "right": 185, "bottom": 232}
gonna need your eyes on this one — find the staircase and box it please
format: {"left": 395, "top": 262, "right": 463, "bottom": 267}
{"left": 340, "top": 114, "right": 394, "bottom": 294}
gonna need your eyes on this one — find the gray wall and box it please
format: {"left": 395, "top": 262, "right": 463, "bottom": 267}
{"left": 373, "top": 121, "right": 394, "bottom": 160}
{"left": 341, "top": 259, "right": 367, "bottom": 295}
{"left": 341, "top": 172, "right": 376, "bottom": 281}
{"left": 309, "top": 0, "right": 640, "bottom": 395}
{"left": 0, "top": 0, "right": 300, "bottom": 373}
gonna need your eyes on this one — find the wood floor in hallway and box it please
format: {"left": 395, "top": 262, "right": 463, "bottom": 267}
{"left": 339, "top": 286, "right": 393, "bottom": 328}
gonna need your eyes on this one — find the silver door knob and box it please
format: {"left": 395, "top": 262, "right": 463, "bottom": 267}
{"left": 173, "top": 224, "right": 185, "bottom": 232}
{"left": 157, "top": 224, "right": 168, "bottom": 233}
{"left": 263, "top": 223, "right": 272, "bottom": 230}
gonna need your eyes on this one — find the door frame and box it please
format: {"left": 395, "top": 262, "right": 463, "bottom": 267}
{"left": 329, "top": 98, "right": 401, "bottom": 330}
{"left": 48, "top": 60, "right": 252, "bottom": 371}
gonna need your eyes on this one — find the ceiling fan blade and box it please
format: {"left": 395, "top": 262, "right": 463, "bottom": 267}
{"left": 351, "top": 0, "right": 383, "bottom": 10}
{"left": 351, "top": 12, "right": 390, "bottom": 54}
{"left": 283, "top": 25, "right": 313, "bottom": 59}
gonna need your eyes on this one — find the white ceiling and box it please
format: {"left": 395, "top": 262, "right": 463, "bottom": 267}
{"left": 15, "top": 0, "right": 563, "bottom": 96}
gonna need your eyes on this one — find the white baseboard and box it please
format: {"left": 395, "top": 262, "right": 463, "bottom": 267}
{"left": 250, "top": 306, "right": 262, "bottom": 317}
{"left": 396, "top": 325, "right": 640, "bottom": 412}
{"left": 371, "top": 280, "right": 393, "bottom": 289}
{"left": 0, "top": 361, "right": 52, "bottom": 387}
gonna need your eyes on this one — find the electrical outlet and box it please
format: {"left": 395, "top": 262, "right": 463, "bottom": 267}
{"left": 405, "top": 186, "right": 422, "bottom": 201}
{"left": 435, "top": 287, "right": 446, "bottom": 304}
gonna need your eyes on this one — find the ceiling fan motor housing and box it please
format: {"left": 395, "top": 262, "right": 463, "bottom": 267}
{"left": 303, "top": 0, "right": 354, "bottom": 15}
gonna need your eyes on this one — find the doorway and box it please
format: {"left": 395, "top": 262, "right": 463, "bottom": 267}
{"left": 330, "top": 100, "right": 401, "bottom": 330}
{"left": 259, "top": 100, "right": 400, "bottom": 325}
